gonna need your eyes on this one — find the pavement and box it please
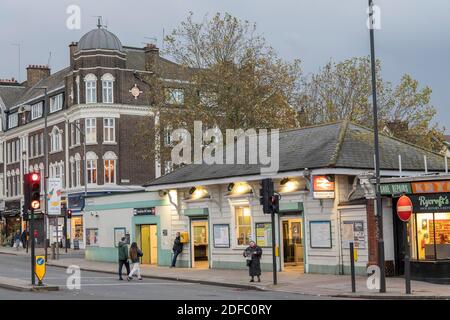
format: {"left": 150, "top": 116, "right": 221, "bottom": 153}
{"left": 1, "top": 246, "right": 450, "bottom": 299}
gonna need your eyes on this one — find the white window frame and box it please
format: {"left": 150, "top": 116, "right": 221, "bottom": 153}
{"left": 101, "top": 73, "right": 114, "bottom": 104}
{"left": 8, "top": 113, "right": 18, "bottom": 129}
{"left": 31, "top": 102, "right": 43, "bottom": 120}
{"left": 233, "top": 205, "right": 253, "bottom": 248}
{"left": 86, "top": 152, "right": 98, "bottom": 185}
{"left": 166, "top": 88, "right": 185, "bottom": 105}
{"left": 164, "top": 160, "right": 173, "bottom": 175}
{"left": 71, "top": 120, "right": 81, "bottom": 146}
{"left": 49, "top": 94, "right": 63, "bottom": 113}
{"left": 103, "top": 151, "right": 117, "bottom": 185}
{"left": 50, "top": 127, "right": 62, "bottom": 153}
{"left": 85, "top": 74, "right": 97, "bottom": 104}
{"left": 85, "top": 118, "right": 97, "bottom": 144}
{"left": 103, "top": 118, "right": 115, "bottom": 143}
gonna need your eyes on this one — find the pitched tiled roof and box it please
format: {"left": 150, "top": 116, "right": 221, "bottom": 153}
{"left": 145, "top": 121, "right": 446, "bottom": 187}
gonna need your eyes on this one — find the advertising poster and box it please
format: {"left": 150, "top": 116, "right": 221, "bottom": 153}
{"left": 213, "top": 224, "right": 230, "bottom": 248}
{"left": 47, "top": 178, "right": 62, "bottom": 216}
{"left": 342, "top": 220, "right": 366, "bottom": 249}
{"left": 310, "top": 221, "right": 332, "bottom": 248}
{"left": 255, "top": 222, "right": 272, "bottom": 247}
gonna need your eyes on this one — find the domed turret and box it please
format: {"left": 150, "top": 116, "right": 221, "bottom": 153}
{"left": 77, "top": 25, "right": 123, "bottom": 52}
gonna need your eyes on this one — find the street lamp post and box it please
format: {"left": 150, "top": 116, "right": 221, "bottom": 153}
{"left": 35, "top": 87, "right": 49, "bottom": 261}
{"left": 368, "top": 0, "right": 386, "bottom": 293}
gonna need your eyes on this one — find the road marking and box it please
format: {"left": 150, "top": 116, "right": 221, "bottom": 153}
{"left": 50, "top": 282, "right": 194, "bottom": 287}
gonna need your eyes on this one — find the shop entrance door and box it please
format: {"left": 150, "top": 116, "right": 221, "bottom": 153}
{"left": 140, "top": 225, "right": 158, "bottom": 265}
{"left": 282, "top": 218, "right": 304, "bottom": 272}
{"left": 191, "top": 220, "right": 209, "bottom": 269}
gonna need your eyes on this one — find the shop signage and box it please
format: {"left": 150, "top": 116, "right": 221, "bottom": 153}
{"left": 133, "top": 207, "right": 156, "bottom": 216}
{"left": 412, "top": 181, "right": 450, "bottom": 194}
{"left": 313, "top": 176, "right": 335, "bottom": 199}
{"left": 410, "top": 193, "right": 450, "bottom": 213}
{"left": 397, "top": 195, "right": 413, "bottom": 222}
{"left": 380, "top": 183, "right": 412, "bottom": 195}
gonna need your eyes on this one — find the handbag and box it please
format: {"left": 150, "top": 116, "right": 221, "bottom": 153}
{"left": 246, "top": 259, "right": 252, "bottom": 267}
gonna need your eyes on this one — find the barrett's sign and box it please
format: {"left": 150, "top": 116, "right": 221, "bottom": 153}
{"left": 411, "top": 193, "right": 450, "bottom": 213}
{"left": 412, "top": 181, "right": 450, "bottom": 194}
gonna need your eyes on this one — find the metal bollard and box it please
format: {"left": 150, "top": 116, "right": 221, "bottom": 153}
{"left": 350, "top": 242, "right": 356, "bottom": 293}
{"left": 51, "top": 243, "right": 56, "bottom": 260}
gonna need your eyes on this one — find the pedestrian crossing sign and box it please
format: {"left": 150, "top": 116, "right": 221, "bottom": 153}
{"left": 35, "top": 255, "right": 46, "bottom": 282}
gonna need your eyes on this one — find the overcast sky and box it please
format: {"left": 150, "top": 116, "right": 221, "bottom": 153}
{"left": 1, "top": 0, "right": 449, "bottom": 132}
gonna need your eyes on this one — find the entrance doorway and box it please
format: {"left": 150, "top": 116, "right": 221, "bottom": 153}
{"left": 140, "top": 225, "right": 158, "bottom": 265}
{"left": 191, "top": 220, "right": 209, "bottom": 269}
{"left": 282, "top": 218, "right": 304, "bottom": 272}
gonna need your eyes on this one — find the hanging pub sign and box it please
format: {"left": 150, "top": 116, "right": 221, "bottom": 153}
{"left": 133, "top": 207, "right": 156, "bottom": 216}
{"left": 410, "top": 193, "right": 450, "bottom": 213}
{"left": 313, "top": 175, "right": 335, "bottom": 199}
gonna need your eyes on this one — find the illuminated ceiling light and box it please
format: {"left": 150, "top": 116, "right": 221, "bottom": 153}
{"left": 280, "top": 177, "right": 300, "bottom": 193}
{"left": 232, "top": 182, "right": 251, "bottom": 195}
{"left": 190, "top": 186, "right": 208, "bottom": 199}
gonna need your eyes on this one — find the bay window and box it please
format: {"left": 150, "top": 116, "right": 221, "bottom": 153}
{"left": 85, "top": 74, "right": 97, "bottom": 104}
{"left": 101, "top": 73, "right": 114, "bottom": 103}
{"left": 103, "top": 118, "right": 115, "bottom": 143}
{"left": 85, "top": 118, "right": 97, "bottom": 143}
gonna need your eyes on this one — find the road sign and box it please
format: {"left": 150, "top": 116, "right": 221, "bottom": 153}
{"left": 397, "top": 195, "right": 413, "bottom": 222}
{"left": 35, "top": 255, "right": 46, "bottom": 282}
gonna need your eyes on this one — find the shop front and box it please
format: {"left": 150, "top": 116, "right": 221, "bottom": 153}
{"left": 381, "top": 177, "right": 450, "bottom": 284}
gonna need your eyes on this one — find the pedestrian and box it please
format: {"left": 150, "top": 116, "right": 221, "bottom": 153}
{"left": 170, "top": 232, "right": 183, "bottom": 268}
{"left": 20, "top": 230, "right": 28, "bottom": 249}
{"left": 127, "top": 242, "right": 143, "bottom": 281}
{"left": 14, "top": 230, "right": 21, "bottom": 251}
{"left": 243, "top": 240, "right": 262, "bottom": 282}
{"left": 117, "top": 237, "right": 130, "bottom": 280}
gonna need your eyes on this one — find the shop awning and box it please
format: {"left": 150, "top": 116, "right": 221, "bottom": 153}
{"left": 279, "top": 202, "right": 304, "bottom": 214}
{"left": 184, "top": 208, "right": 209, "bottom": 217}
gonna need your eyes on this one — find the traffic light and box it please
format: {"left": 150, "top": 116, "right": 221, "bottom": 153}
{"left": 260, "top": 178, "right": 274, "bottom": 214}
{"left": 67, "top": 209, "right": 72, "bottom": 219}
{"left": 22, "top": 205, "right": 29, "bottom": 221}
{"left": 270, "top": 195, "right": 280, "bottom": 214}
{"left": 24, "top": 173, "right": 41, "bottom": 211}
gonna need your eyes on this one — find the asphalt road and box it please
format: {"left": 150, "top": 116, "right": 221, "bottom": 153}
{"left": 0, "top": 254, "right": 337, "bottom": 300}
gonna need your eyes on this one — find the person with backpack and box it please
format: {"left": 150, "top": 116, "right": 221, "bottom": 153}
{"left": 117, "top": 237, "right": 130, "bottom": 280}
{"left": 127, "top": 242, "right": 143, "bottom": 281}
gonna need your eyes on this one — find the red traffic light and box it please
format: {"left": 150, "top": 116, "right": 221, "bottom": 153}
{"left": 31, "top": 173, "right": 40, "bottom": 182}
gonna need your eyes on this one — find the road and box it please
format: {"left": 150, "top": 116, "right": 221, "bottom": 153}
{"left": 0, "top": 254, "right": 338, "bottom": 300}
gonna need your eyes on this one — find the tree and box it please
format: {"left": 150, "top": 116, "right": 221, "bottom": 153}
{"left": 137, "top": 12, "right": 302, "bottom": 165}
{"left": 297, "top": 57, "right": 445, "bottom": 152}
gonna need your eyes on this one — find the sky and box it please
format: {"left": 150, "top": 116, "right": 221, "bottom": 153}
{"left": 1, "top": 0, "right": 449, "bottom": 132}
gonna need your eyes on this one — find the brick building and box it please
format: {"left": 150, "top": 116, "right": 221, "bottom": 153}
{"left": 0, "top": 24, "right": 191, "bottom": 248}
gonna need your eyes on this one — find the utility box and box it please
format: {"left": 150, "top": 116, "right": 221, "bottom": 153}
{"left": 180, "top": 231, "right": 189, "bottom": 243}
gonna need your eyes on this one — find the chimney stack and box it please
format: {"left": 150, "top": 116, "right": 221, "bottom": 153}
{"left": 69, "top": 42, "right": 78, "bottom": 70}
{"left": 0, "top": 78, "right": 19, "bottom": 86}
{"left": 26, "top": 65, "right": 50, "bottom": 87}
{"left": 144, "top": 43, "right": 159, "bottom": 72}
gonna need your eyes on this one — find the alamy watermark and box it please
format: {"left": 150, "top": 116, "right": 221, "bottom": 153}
{"left": 66, "top": 265, "right": 81, "bottom": 290}
{"left": 170, "top": 121, "right": 280, "bottom": 174}
{"left": 367, "top": 4, "right": 381, "bottom": 30}
{"left": 66, "top": 5, "right": 81, "bottom": 30}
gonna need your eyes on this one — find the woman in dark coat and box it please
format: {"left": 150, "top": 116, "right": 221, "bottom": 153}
{"left": 243, "top": 241, "right": 262, "bottom": 282}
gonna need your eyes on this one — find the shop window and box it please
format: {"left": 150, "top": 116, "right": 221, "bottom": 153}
{"left": 235, "top": 206, "right": 252, "bottom": 246}
{"left": 412, "top": 212, "right": 450, "bottom": 260}
{"left": 86, "top": 228, "right": 98, "bottom": 246}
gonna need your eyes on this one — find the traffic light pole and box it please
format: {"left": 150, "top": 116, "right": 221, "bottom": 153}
{"left": 271, "top": 208, "right": 277, "bottom": 285}
{"left": 30, "top": 209, "right": 35, "bottom": 285}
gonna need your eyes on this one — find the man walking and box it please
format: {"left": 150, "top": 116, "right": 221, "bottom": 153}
{"left": 170, "top": 232, "right": 183, "bottom": 268}
{"left": 118, "top": 237, "right": 130, "bottom": 280}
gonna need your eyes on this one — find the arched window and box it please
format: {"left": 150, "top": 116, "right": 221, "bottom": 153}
{"left": 101, "top": 73, "right": 114, "bottom": 103}
{"left": 103, "top": 151, "right": 117, "bottom": 184}
{"left": 86, "top": 151, "right": 98, "bottom": 184}
{"left": 50, "top": 126, "right": 62, "bottom": 152}
{"left": 84, "top": 73, "right": 97, "bottom": 104}
{"left": 74, "top": 153, "right": 81, "bottom": 187}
